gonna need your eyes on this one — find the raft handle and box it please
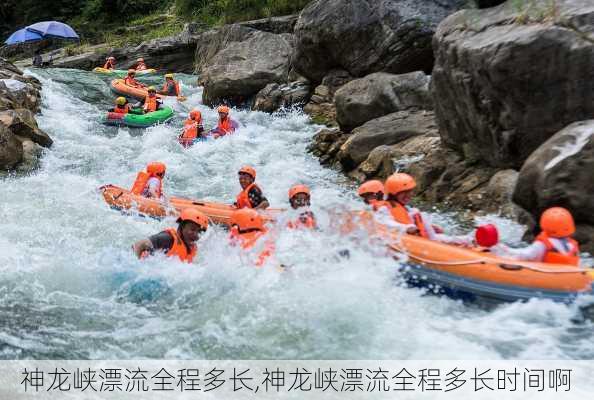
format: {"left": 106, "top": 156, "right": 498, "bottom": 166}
{"left": 498, "top": 263, "right": 523, "bottom": 271}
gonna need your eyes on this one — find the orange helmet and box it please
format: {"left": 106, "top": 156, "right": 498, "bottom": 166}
{"left": 238, "top": 165, "right": 256, "bottom": 179}
{"left": 385, "top": 173, "right": 416, "bottom": 196}
{"left": 217, "top": 105, "right": 230, "bottom": 114}
{"left": 288, "top": 184, "right": 310, "bottom": 200}
{"left": 540, "top": 207, "right": 575, "bottom": 238}
{"left": 127, "top": 69, "right": 136, "bottom": 74}
{"left": 146, "top": 162, "right": 166, "bottom": 176}
{"left": 231, "top": 209, "right": 264, "bottom": 231}
{"left": 177, "top": 209, "right": 208, "bottom": 230}
{"left": 358, "top": 180, "right": 384, "bottom": 196}
{"left": 189, "top": 109, "right": 202, "bottom": 121}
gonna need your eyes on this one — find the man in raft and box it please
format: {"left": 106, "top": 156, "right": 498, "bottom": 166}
{"left": 159, "top": 73, "right": 181, "bottom": 97}
{"left": 142, "top": 86, "right": 162, "bottom": 113}
{"left": 132, "top": 209, "right": 208, "bottom": 263}
{"left": 229, "top": 208, "right": 274, "bottom": 267}
{"left": 135, "top": 58, "right": 148, "bottom": 71}
{"left": 124, "top": 69, "right": 145, "bottom": 88}
{"left": 112, "top": 97, "right": 130, "bottom": 114}
{"left": 178, "top": 109, "right": 205, "bottom": 147}
{"left": 234, "top": 166, "right": 269, "bottom": 209}
{"left": 103, "top": 56, "right": 116, "bottom": 70}
{"left": 209, "top": 105, "right": 239, "bottom": 138}
{"left": 130, "top": 162, "right": 166, "bottom": 199}
{"left": 490, "top": 207, "right": 580, "bottom": 266}
{"left": 287, "top": 184, "right": 316, "bottom": 229}
{"left": 358, "top": 180, "right": 391, "bottom": 211}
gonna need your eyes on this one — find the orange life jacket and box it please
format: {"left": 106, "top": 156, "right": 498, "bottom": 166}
{"left": 370, "top": 200, "right": 392, "bottom": 212}
{"left": 144, "top": 95, "right": 158, "bottom": 112}
{"left": 217, "top": 117, "right": 235, "bottom": 135}
{"left": 162, "top": 80, "right": 180, "bottom": 96}
{"left": 136, "top": 62, "right": 147, "bottom": 71}
{"left": 287, "top": 211, "right": 317, "bottom": 229}
{"left": 130, "top": 171, "right": 162, "bottom": 198}
{"left": 229, "top": 227, "right": 273, "bottom": 267}
{"left": 103, "top": 60, "right": 115, "bottom": 69}
{"left": 535, "top": 232, "right": 580, "bottom": 266}
{"left": 389, "top": 202, "right": 429, "bottom": 238}
{"left": 165, "top": 228, "right": 197, "bottom": 263}
{"left": 236, "top": 183, "right": 260, "bottom": 209}
{"left": 124, "top": 76, "right": 141, "bottom": 87}
{"left": 113, "top": 104, "right": 129, "bottom": 114}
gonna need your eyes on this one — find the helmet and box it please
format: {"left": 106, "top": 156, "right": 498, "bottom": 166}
{"left": 238, "top": 165, "right": 256, "bottom": 179}
{"left": 475, "top": 224, "right": 499, "bottom": 247}
{"left": 116, "top": 97, "right": 126, "bottom": 105}
{"left": 385, "top": 173, "right": 416, "bottom": 196}
{"left": 288, "top": 184, "right": 310, "bottom": 200}
{"left": 146, "top": 162, "right": 166, "bottom": 176}
{"left": 147, "top": 86, "right": 156, "bottom": 92}
{"left": 127, "top": 69, "right": 136, "bottom": 75}
{"left": 232, "top": 209, "right": 264, "bottom": 231}
{"left": 137, "top": 58, "right": 144, "bottom": 62}
{"left": 164, "top": 73, "right": 174, "bottom": 79}
{"left": 189, "top": 109, "right": 202, "bottom": 121}
{"left": 358, "top": 180, "right": 384, "bottom": 196}
{"left": 108, "top": 56, "right": 115, "bottom": 60}
{"left": 217, "top": 105, "right": 230, "bottom": 114}
{"left": 540, "top": 207, "right": 575, "bottom": 238}
{"left": 177, "top": 209, "right": 208, "bottom": 230}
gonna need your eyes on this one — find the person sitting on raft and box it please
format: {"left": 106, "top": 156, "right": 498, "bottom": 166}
{"left": 159, "top": 73, "right": 181, "bottom": 97}
{"left": 358, "top": 180, "right": 391, "bottom": 211}
{"left": 489, "top": 207, "right": 580, "bottom": 266}
{"left": 130, "top": 162, "right": 166, "bottom": 199}
{"left": 142, "top": 86, "right": 162, "bottom": 113}
{"left": 124, "top": 69, "right": 145, "bottom": 88}
{"left": 103, "top": 56, "right": 116, "bottom": 70}
{"left": 178, "top": 109, "right": 205, "bottom": 147}
{"left": 111, "top": 97, "right": 130, "bottom": 114}
{"left": 209, "top": 105, "right": 239, "bottom": 138}
{"left": 135, "top": 58, "right": 148, "bottom": 71}
{"left": 234, "top": 166, "right": 270, "bottom": 210}
{"left": 132, "top": 209, "right": 208, "bottom": 263}
{"left": 229, "top": 208, "right": 274, "bottom": 267}
{"left": 287, "top": 184, "right": 316, "bottom": 229}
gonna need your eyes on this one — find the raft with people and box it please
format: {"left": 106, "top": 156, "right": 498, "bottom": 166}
{"left": 102, "top": 106, "right": 174, "bottom": 128}
{"left": 93, "top": 67, "right": 157, "bottom": 76}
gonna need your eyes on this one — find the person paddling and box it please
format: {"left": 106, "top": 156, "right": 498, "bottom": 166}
{"left": 234, "top": 166, "right": 269, "bottom": 210}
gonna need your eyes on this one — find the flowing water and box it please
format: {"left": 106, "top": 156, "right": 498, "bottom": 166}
{"left": 1, "top": 68, "right": 593, "bottom": 360}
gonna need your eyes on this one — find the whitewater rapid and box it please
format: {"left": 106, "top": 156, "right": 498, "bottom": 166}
{"left": 1, "top": 68, "right": 592, "bottom": 360}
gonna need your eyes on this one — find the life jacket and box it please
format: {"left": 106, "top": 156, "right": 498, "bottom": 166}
{"left": 130, "top": 172, "right": 162, "bottom": 198}
{"left": 144, "top": 95, "right": 158, "bottom": 112}
{"left": 164, "top": 228, "right": 197, "bottom": 263}
{"left": 389, "top": 202, "right": 429, "bottom": 239}
{"left": 113, "top": 104, "right": 129, "bottom": 114}
{"left": 217, "top": 117, "right": 236, "bottom": 135}
{"left": 179, "top": 119, "right": 200, "bottom": 142}
{"left": 535, "top": 232, "right": 580, "bottom": 266}
{"left": 162, "top": 80, "right": 180, "bottom": 96}
{"left": 103, "top": 60, "right": 115, "bottom": 70}
{"left": 124, "top": 76, "right": 140, "bottom": 87}
{"left": 370, "top": 200, "right": 391, "bottom": 212}
{"left": 136, "top": 62, "right": 147, "bottom": 71}
{"left": 229, "top": 227, "right": 273, "bottom": 267}
{"left": 236, "top": 183, "right": 261, "bottom": 209}
{"left": 287, "top": 211, "right": 316, "bottom": 229}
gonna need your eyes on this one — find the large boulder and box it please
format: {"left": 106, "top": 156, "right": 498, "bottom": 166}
{"left": 252, "top": 81, "right": 311, "bottom": 113}
{"left": 0, "top": 109, "right": 52, "bottom": 147}
{"left": 0, "top": 123, "right": 23, "bottom": 170}
{"left": 293, "top": 0, "right": 465, "bottom": 83}
{"left": 303, "top": 69, "right": 353, "bottom": 126}
{"left": 513, "top": 120, "right": 594, "bottom": 250}
{"left": 335, "top": 71, "right": 432, "bottom": 131}
{"left": 0, "top": 78, "right": 41, "bottom": 112}
{"left": 432, "top": 0, "right": 594, "bottom": 169}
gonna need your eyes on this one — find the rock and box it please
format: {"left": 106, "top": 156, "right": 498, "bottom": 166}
{"left": 252, "top": 81, "right": 311, "bottom": 113}
{"left": 200, "top": 28, "right": 293, "bottom": 106}
{"left": 238, "top": 14, "right": 299, "bottom": 34}
{"left": 0, "top": 123, "right": 23, "bottom": 170}
{"left": 335, "top": 71, "right": 432, "bottom": 131}
{"left": 475, "top": 0, "right": 506, "bottom": 8}
{"left": 15, "top": 137, "right": 42, "bottom": 173}
{"left": 303, "top": 70, "right": 354, "bottom": 126}
{"left": 0, "top": 109, "right": 52, "bottom": 147}
{"left": 513, "top": 120, "right": 594, "bottom": 245}
{"left": 355, "top": 145, "right": 394, "bottom": 180}
{"left": 194, "top": 25, "right": 255, "bottom": 75}
{"left": 293, "top": 0, "right": 465, "bottom": 82}
{"left": 304, "top": 102, "right": 338, "bottom": 127}
{"left": 0, "top": 78, "right": 40, "bottom": 112}
{"left": 484, "top": 169, "right": 520, "bottom": 216}
{"left": 432, "top": 0, "right": 594, "bottom": 168}
{"left": 307, "top": 128, "right": 348, "bottom": 165}
{"left": 337, "top": 110, "right": 437, "bottom": 170}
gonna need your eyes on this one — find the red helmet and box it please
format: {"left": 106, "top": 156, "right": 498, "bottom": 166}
{"left": 177, "top": 209, "right": 208, "bottom": 230}
{"left": 540, "top": 207, "right": 575, "bottom": 238}
{"left": 238, "top": 165, "right": 256, "bottom": 179}
{"left": 288, "top": 184, "right": 310, "bottom": 200}
{"left": 217, "top": 105, "right": 230, "bottom": 114}
{"left": 231, "top": 209, "right": 264, "bottom": 231}
{"left": 385, "top": 173, "right": 416, "bottom": 196}
{"left": 357, "top": 180, "right": 384, "bottom": 196}
{"left": 189, "top": 109, "right": 202, "bottom": 121}
{"left": 146, "top": 162, "right": 166, "bottom": 176}
{"left": 475, "top": 224, "right": 499, "bottom": 248}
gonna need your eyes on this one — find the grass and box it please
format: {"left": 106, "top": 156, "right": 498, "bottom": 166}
{"left": 512, "top": 0, "right": 559, "bottom": 24}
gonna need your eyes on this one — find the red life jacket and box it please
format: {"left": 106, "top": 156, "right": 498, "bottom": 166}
{"left": 236, "top": 183, "right": 260, "bottom": 209}
{"left": 113, "top": 104, "right": 129, "bottom": 114}
{"left": 130, "top": 172, "right": 162, "bottom": 198}
{"left": 287, "top": 211, "right": 317, "bottom": 229}
{"left": 370, "top": 200, "right": 391, "bottom": 212}
{"left": 535, "top": 232, "right": 580, "bottom": 266}
{"left": 144, "top": 95, "right": 158, "bottom": 112}
{"left": 165, "top": 228, "right": 197, "bottom": 263}
{"left": 162, "top": 81, "right": 180, "bottom": 96}
{"left": 217, "top": 117, "right": 236, "bottom": 135}
{"left": 389, "top": 202, "right": 429, "bottom": 239}
{"left": 229, "top": 227, "right": 273, "bottom": 267}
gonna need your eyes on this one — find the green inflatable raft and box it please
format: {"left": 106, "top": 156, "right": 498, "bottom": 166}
{"left": 103, "top": 107, "right": 174, "bottom": 128}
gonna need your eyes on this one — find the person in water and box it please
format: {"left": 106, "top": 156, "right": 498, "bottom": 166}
{"left": 124, "top": 69, "right": 145, "bottom": 88}
{"left": 159, "top": 73, "right": 181, "bottom": 97}
{"left": 112, "top": 97, "right": 130, "bottom": 114}
{"left": 142, "top": 86, "right": 162, "bottom": 113}
{"left": 287, "top": 184, "right": 316, "bottom": 229}
{"left": 358, "top": 180, "right": 391, "bottom": 211}
{"left": 103, "top": 56, "right": 116, "bottom": 70}
{"left": 490, "top": 207, "right": 580, "bottom": 266}
{"left": 135, "top": 58, "right": 148, "bottom": 71}
{"left": 210, "top": 105, "right": 239, "bottom": 138}
{"left": 133, "top": 208, "right": 208, "bottom": 263}
{"left": 178, "top": 109, "right": 205, "bottom": 147}
{"left": 229, "top": 208, "right": 273, "bottom": 267}
{"left": 234, "top": 166, "right": 269, "bottom": 209}
{"left": 130, "top": 162, "right": 166, "bottom": 199}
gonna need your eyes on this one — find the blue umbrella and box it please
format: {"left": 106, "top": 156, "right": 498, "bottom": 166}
{"left": 4, "top": 28, "right": 44, "bottom": 45}
{"left": 26, "top": 21, "right": 79, "bottom": 40}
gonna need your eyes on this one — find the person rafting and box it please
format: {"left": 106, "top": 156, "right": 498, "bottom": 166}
{"left": 124, "top": 69, "right": 145, "bottom": 88}
{"left": 142, "top": 86, "right": 162, "bottom": 113}
{"left": 229, "top": 208, "right": 274, "bottom": 267}
{"left": 358, "top": 180, "right": 391, "bottom": 211}
{"left": 103, "top": 56, "right": 116, "bottom": 70}
{"left": 234, "top": 166, "right": 269, "bottom": 210}
{"left": 210, "top": 105, "right": 239, "bottom": 138}
{"left": 159, "top": 73, "right": 181, "bottom": 97}
{"left": 132, "top": 209, "right": 208, "bottom": 263}
{"left": 130, "top": 162, "right": 166, "bottom": 199}
{"left": 135, "top": 58, "right": 148, "bottom": 71}
{"left": 178, "top": 109, "right": 205, "bottom": 147}
{"left": 490, "top": 207, "right": 580, "bottom": 266}
{"left": 287, "top": 184, "right": 316, "bottom": 229}
{"left": 112, "top": 97, "right": 130, "bottom": 114}
{"left": 384, "top": 173, "right": 433, "bottom": 236}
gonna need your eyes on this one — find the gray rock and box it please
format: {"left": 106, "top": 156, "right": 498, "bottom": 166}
{"left": 252, "top": 81, "right": 311, "bottom": 113}
{"left": 238, "top": 14, "right": 299, "bottom": 34}
{"left": 0, "top": 123, "right": 23, "bottom": 170}
{"left": 0, "top": 109, "right": 52, "bottom": 147}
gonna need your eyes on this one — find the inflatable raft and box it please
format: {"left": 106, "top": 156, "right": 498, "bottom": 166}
{"left": 93, "top": 67, "right": 157, "bottom": 77}
{"left": 110, "top": 79, "right": 186, "bottom": 101}
{"left": 103, "top": 107, "right": 174, "bottom": 128}
{"left": 99, "top": 185, "right": 281, "bottom": 225}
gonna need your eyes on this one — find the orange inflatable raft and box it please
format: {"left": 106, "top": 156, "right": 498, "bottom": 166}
{"left": 110, "top": 79, "right": 165, "bottom": 101}
{"left": 99, "top": 184, "right": 281, "bottom": 225}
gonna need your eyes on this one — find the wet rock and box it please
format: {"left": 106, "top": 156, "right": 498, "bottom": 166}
{"left": 355, "top": 145, "right": 394, "bottom": 180}
{"left": 0, "top": 109, "right": 52, "bottom": 147}
{"left": 238, "top": 14, "right": 299, "bottom": 34}
{"left": 0, "top": 78, "right": 41, "bottom": 112}
{"left": 307, "top": 128, "right": 348, "bottom": 166}
{"left": 303, "top": 69, "right": 354, "bottom": 126}
{"left": 0, "top": 123, "right": 23, "bottom": 170}
{"left": 15, "top": 137, "right": 42, "bottom": 173}
{"left": 252, "top": 81, "right": 311, "bottom": 113}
